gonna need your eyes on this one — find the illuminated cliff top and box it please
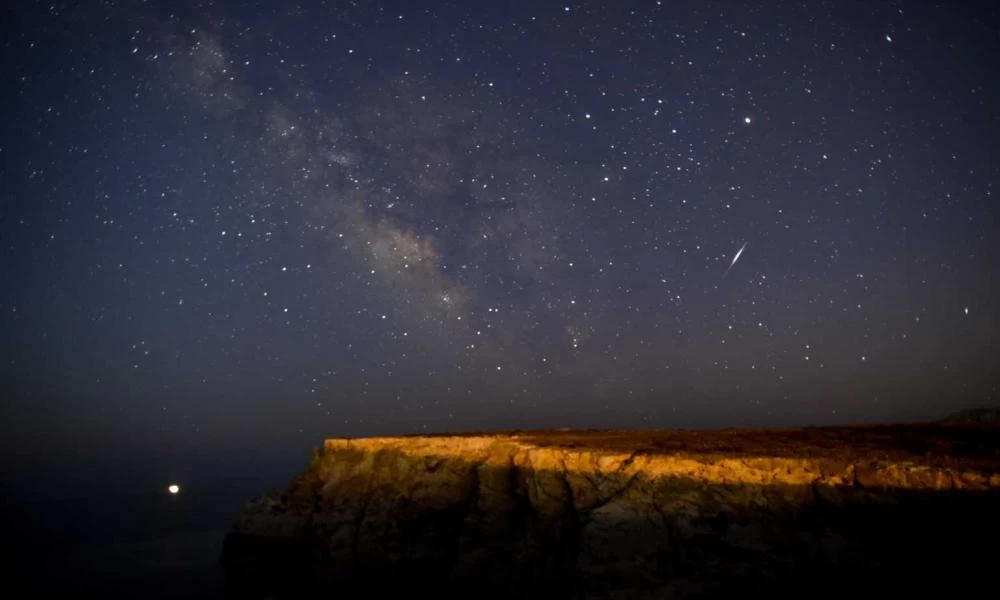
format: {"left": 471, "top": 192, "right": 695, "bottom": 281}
{"left": 313, "top": 424, "right": 1000, "bottom": 490}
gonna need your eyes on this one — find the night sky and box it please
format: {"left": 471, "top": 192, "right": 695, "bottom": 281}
{"left": 3, "top": 1, "right": 998, "bottom": 494}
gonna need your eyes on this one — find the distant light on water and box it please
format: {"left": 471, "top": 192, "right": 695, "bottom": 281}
{"left": 168, "top": 484, "right": 180, "bottom": 495}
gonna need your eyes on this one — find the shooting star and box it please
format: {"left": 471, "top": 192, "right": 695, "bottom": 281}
{"left": 724, "top": 241, "right": 748, "bottom": 275}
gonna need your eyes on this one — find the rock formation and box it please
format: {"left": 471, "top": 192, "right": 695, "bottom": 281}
{"left": 944, "top": 406, "right": 1000, "bottom": 424}
{"left": 222, "top": 425, "right": 1000, "bottom": 598}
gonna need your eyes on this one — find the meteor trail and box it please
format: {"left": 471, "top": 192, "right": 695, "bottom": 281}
{"left": 725, "top": 241, "right": 748, "bottom": 275}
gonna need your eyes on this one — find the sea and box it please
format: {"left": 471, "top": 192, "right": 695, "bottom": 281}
{"left": 7, "top": 478, "right": 277, "bottom": 598}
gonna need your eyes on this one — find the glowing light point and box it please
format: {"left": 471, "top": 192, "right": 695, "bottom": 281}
{"left": 744, "top": 116, "right": 752, "bottom": 124}
{"left": 168, "top": 484, "right": 180, "bottom": 495}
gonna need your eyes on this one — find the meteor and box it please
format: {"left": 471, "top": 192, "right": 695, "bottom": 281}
{"left": 725, "top": 242, "right": 748, "bottom": 274}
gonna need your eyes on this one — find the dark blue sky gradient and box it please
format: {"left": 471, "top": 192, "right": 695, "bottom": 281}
{"left": 2, "top": 0, "right": 998, "bottom": 496}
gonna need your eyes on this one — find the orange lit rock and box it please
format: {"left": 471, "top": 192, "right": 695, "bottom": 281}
{"left": 222, "top": 425, "right": 1000, "bottom": 598}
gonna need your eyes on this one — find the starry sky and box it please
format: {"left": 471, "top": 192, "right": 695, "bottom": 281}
{"left": 2, "top": 1, "right": 998, "bottom": 493}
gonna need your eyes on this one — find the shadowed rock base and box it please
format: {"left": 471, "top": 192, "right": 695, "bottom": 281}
{"left": 221, "top": 426, "right": 1000, "bottom": 598}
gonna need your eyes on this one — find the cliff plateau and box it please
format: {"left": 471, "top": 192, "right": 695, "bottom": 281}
{"left": 222, "top": 425, "right": 1000, "bottom": 598}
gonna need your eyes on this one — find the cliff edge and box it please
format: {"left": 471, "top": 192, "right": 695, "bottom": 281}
{"left": 222, "top": 425, "right": 1000, "bottom": 598}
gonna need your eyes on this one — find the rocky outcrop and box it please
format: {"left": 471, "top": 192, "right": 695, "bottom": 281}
{"left": 222, "top": 426, "right": 1000, "bottom": 598}
{"left": 944, "top": 406, "right": 1000, "bottom": 424}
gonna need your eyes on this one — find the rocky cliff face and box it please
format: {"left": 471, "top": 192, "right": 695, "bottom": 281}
{"left": 222, "top": 426, "right": 1000, "bottom": 598}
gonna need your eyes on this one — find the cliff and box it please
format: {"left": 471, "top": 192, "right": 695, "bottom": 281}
{"left": 222, "top": 425, "right": 1000, "bottom": 598}
{"left": 944, "top": 406, "right": 1000, "bottom": 424}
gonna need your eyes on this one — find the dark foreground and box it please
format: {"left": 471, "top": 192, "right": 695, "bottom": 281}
{"left": 7, "top": 482, "right": 265, "bottom": 599}
{"left": 223, "top": 424, "right": 1000, "bottom": 598}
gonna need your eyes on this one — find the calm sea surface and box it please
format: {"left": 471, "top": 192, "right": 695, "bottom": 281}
{"left": 9, "top": 481, "right": 273, "bottom": 598}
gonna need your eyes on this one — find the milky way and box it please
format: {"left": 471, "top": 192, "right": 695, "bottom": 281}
{"left": 2, "top": 1, "right": 998, "bottom": 478}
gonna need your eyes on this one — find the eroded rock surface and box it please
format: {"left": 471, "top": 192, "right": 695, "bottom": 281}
{"left": 222, "top": 426, "right": 1000, "bottom": 598}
